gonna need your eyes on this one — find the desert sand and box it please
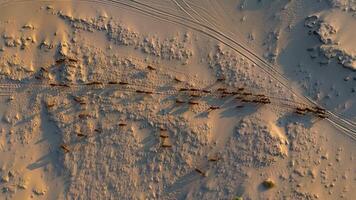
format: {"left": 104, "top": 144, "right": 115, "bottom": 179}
{"left": 0, "top": 0, "right": 355, "bottom": 200}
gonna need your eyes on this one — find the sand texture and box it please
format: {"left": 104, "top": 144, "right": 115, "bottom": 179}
{"left": 0, "top": 0, "right": 355, "bottom": 200}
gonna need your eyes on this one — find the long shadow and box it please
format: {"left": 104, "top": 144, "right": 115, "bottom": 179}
{"left": 27, "top": 152, "right": 57, "bottom": 170}
{"left": 163, "top": 170, "right": 202, "bottom": 198}
{"left": 278, "top": 5, "right": 355, "bottom": 118}
{"left": 220, "top": 98, "right": 258, "bottom": 118}
{"left": 277, "top": 112, "right": 315, "bottom": 130}
{"left": 26, "top": 100, "right": 65, "bottom": 178}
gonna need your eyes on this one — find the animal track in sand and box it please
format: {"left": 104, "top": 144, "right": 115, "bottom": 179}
{"left": 0, "top": 1, "right": 355, "bottom": 200}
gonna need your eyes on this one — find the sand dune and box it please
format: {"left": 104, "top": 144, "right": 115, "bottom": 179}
{"left": 0, "top": 0, "right": 355, "bottom": 200}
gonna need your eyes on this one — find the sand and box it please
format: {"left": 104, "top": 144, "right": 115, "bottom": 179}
{"left": 0, "top": 0, "right": 355, "bottom": 200}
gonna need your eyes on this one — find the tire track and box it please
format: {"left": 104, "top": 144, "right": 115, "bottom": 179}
{"left": 102, "top": 0, "right": 356, "bottom": 139}
{"left": 0, "top": 0, "right": 355, "bottom": 139}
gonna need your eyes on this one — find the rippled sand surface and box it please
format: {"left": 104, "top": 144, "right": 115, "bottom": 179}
{"left": 0, "top": 1, "right": 355, "bottom": 199}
